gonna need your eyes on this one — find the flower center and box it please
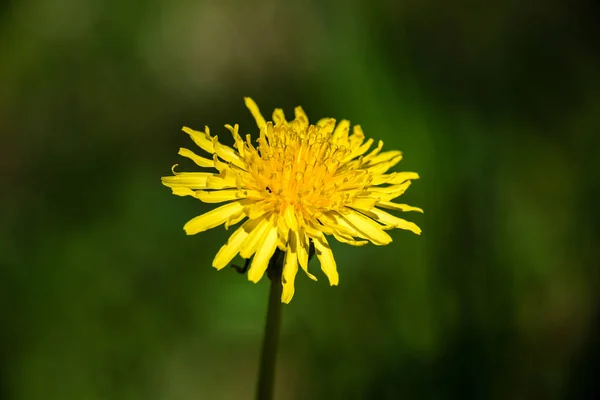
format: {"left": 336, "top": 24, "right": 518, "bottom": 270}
{"left": 243, "top": 123, "right": 372, "bottom": 218}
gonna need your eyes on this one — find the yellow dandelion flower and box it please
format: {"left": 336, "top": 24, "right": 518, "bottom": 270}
{"left": 161, "top": 98, "right": 422, "bottom": 303}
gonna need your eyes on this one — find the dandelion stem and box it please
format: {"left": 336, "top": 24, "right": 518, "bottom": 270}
{"left": 256, "top": 249, "right": 284, "bottom": 400}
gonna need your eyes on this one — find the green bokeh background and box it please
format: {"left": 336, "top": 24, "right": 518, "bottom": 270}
{"left": 2, "top": 0, "right": 599, "bottom": 399}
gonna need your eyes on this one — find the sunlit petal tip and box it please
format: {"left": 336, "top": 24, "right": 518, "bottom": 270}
{"left": 247, "top": 224, "right": 278, "bottom": 283}
{"left": 170, "top": 187, "right": 195, "bottom": 197}
{"left": 327, "top": 273, "right": 340, "bottom": 286}
{"left": 377, "top": 202, "right": 424, "bottom": 213}
{"left": 284, "top": 206, "right": 299, "bottom": 231}
{"left": 313, "top": 236, "right": 339, "bottom": 285}
{"left": 183, "top": 201, "right": 245, "bottom": 235}
{"left": 281, "top": 277, "right": 297, "bottom": 302}
{"left": 281, "top": 294, "right": 293, "bottom": 304}
{"left": 178, "top": 148, "right": 215, "bottom": 168}
{"left": 281, "top": 249, "right": 299, "bottom": 303}
{"left": 182, "top": 126, "right": 198, "bottom": 136}
{"left": 294, "top": 105, "right": 308, "bottom": 121}
{"left": 244, "top": 97, "right": 267, "bottom": 130}
{"left": 272, "top": 108, "right": 287, "bottom": 125}
{"left": 352, "top": 125, "right": 365, "bottom": 139}
{"left": 211, "top": 254, "right": 228, "bottom": 270}
{"left": 411, "top": 224, "right": 423, "bottom": 235}
{"left": 316, "top": 117, "right": 333, "bottom": 126}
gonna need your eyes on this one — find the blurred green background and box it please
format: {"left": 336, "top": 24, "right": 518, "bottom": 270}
{"left": 1, "top": 0, "right": 599, "bottom": 399}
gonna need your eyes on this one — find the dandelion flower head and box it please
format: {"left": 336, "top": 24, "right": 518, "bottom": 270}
{"left": 161, "top": 98, "right": 422, "bottom": 303}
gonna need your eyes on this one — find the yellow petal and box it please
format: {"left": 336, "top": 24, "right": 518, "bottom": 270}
{"left": 367, "top": 154, "right": 403, "bottom": 175}
{"left": 366, "top": 150, "right": 402, "bottom": 166}
{"left": 212, "top": 217, "right": 264, "bottom": 269}
{"left": 377, "top": 202, "right": 424, "bottom": 213}
{"left": 281, "top": 246, "right": 299, "bottom": 303}
{"left": 316, "top": 118, "right": 336, "bottom": 136}
{"left": 348, "top": 125, "right": 365, "bottom": 148}
{"left": 368, "top": 181, "right": 412, "bottom": 202}
{"left": 294, "top": 106, "right": 309, "bottom": 128}
{"left": 332, "top": 120, "right": 350, "bottom": 143}
{"left": 316, "top": 117, "right": 333, "bottom": 127}
{"left": 354, "top": 138, "right": 375, "bottom": 156}
{"left": 178, "top": 148, "right": 214, "bottom": 168}
{"left": 342, "top": 138, "right": 374, "bottom": 163}
{"left": 272, "top": 108, "right": 287, "bottom": 125}
{"left": 183, "top": 201, "right": 245, "bottom": 235}
{"left": 248, "top": 223, "right": 279, "bottom": 283}
{"left": 303, "top": 221, "right": 330, "bottom": 238}
{"left": 296, "top": 230, "right": 317, "bottom": 281}
{"left": 276, "top": 216, "right": 290, "bottom": 251}
{"left": 161, "top": 172, "right": 213, "bottom": 189}
{"left": 224, "top": 123, "right": 243, "bottom": 143}
{"left": 245, "top": 201, "right": 271, "bottom": 220}
{"left": 194, "top": 189, "right": 245, "bottom": 203}
{"left": 369, "top": 208, "right": 422, "bottom": 235}
{"left": 214, "top": 141, "right": 247, "bottom": 170}
{"left": 319, "top": 211, "right": 364, "bottom": 238}
{"left": 313, "top": 235, "right": 339, "bottom": 285}
{"left": 224, "top": 124, "right": 244, "bottom": 157}
{"left": 350, "top": 196, "right": 379, "bottom": 210}
{"left": 239, "top": 216, "right": 272, "bottom": 258}
{"left": 387, "top": 172, "right": 419, "bottom": 184}
{"left": 170, "top": 187, "right": 195, "bottom": 197}
{"left": 211, "top": 153, "right": 229, "bottom": 173}
{"left": 371, "top": 172, "right": 419, "bottom": 186}
{"left": 205, "top": 173, "right": 238, "bottom": 189}
{"left": 342, "top": 210, "right": 393, "bottom": 245}
{"left": 362, "top": 140, "right": 384, "bottom": 162}
{"left": 225, "top": 212, "right": 246, "bottom": 230}
{"left": 182, "top": 126, "right": 214, "bottom": 153}
{"left": 244, "top": 97, "right": 267, "bottom": 130}
{"left": 333, "top": 232, "right": 369, "bottom": 246}
{"left": 284, "top": 205, "right": 299, "bottom": 231}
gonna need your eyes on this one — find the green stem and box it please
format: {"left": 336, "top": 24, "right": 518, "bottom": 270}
{"left": 256, "top": 249, "right": 284, "bottom": 400}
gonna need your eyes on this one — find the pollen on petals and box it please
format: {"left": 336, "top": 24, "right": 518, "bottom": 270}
{"left": 161, "top": 97, "right": 422, "bottom": 303}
